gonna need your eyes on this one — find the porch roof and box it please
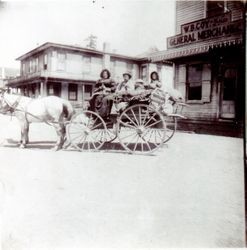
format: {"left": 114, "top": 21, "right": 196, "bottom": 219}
{"left": 149, "top": 36, "right": 243, "bottom": 63}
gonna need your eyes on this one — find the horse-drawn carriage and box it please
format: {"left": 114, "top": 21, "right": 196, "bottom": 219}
{"left": 0, "top": 87, "right": 186, "bottom": 154}
{"left": 66, "top": 88, "right": 186, "bottom": 154}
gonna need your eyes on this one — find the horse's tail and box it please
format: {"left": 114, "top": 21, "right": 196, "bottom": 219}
{"left": 62, "top": 100, "right": 74, "bottom": 121}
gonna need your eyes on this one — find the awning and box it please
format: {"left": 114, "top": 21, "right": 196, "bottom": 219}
{"left": 149, "top": 36, "right": 243, "bottom": 62}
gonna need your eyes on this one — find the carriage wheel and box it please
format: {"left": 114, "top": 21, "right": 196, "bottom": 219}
{"left": 117, "top": 104, "right": 166, "bottom": 154}
{"left": 103, "top": 122, "right": 119, "bottom": 143}
{"left": 67, "top": 111, "right": 107, "bottom": 151}
{"left": 163, "top": 116, "right": 177, "bottom": 143}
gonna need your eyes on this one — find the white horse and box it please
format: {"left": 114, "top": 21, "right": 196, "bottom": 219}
{"left": 0, "top": 90, "right": 74, "bottom": 150}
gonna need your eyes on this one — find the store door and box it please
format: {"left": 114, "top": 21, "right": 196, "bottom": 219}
{"left": 220, "top": 68, "right": 237, "bottom": 119}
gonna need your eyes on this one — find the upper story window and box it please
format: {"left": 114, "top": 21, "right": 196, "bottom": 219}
{"left": 29, "top": 60, "right": 32, "bottom": 73}
{"left": 34, "top": 58, "right": 38, "bottom": 72}
{"left": 206, "top": 1, "right": 226, "bottom": 17}
{"left": 57, "top": 52, "right": 66, "bottom": 71}
{"left": 44, "top": 54, "right": 48, "bottom": 70}
{"left": 83, "top": 56, "right": 91, "bottom": 73}
{"left": 110, "top": 60, "right": 116, "bottom": 75}
{"left": 186, "top": 64, "right": 202, "bottom": 101}
{"left": 22, "top": 63, "right": 25, "bottom": 76}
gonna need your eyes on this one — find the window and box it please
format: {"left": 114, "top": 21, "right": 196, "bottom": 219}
{"left": 44, "top": 54, "right": 47, "bottom": 70}
{"left": 207, "top": 1, "right": 225, "bottom": 17}
{"left": 33, "top": 58, "right": 38, "bottom": 72}
{"left": 47, "top": 82, "right": 61, "bottom": 97}
{"left": 29, "top": 60, "right": 32, "bottom": 73}
{"left": 187, "top": 64, "right": 202, "bottom": 101}
{"left": 22, "top": 63, "right": 25, "bottom": 76}
{"left": 141, "top": 65, "right": 147, "bottom": 81}
{"left": 47, "top": 84, "right": 54, "bottom": 95}
{"left": 110, "top": 60, "right": 116, "bottom": 76}
{"left": 127, "top": 63, "right": 133, "bottom": 71}
{"left": 83, "top": 56, "right": 91, "bottom": 73}
{"left": 84, "top": 85, "right": 92, "bottom": 100}
{"left": 68, "top": 83, "right": 78, "bottom": 101}
{"left": 57, "top": 52, "right": 66, "bottom": 71}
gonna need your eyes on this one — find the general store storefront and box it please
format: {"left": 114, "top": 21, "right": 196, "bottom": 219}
{"left": 150, "top": 12, "right": 244, "bottom": 135}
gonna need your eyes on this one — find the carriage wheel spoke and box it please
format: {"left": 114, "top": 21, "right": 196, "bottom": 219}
{"left": 139, "top": 133, "right": 152, "bottom": 152}
{"left": 138, "top": 106, "right": 142, "bottom": 125}
{"left": 80, "top": 135, "right": 89, "bottom": 150}
{"left": 130, "top": 108, "right": 139, "bottom": 126}
{"left": 70, "top": 132, "right": 85, "bottom": 143}
{"left": 120, "top": 130, "right": 137, "bottom": 141}
{"left": 143, "top": 112, "right": 157, "bottom": 127}
{"left": 124, "top": 133, "right": 138, "bottom": 147}
{"left": 122, "top": 113, "right": 138, "bottom": 127}
{"left": 140, "top": 140, "right": 144, "bottom": 152}
{"left": 133, "top": 135, "right": 140, "bottom": 151}
{"left": 141, "top": 109, "right": 149, "bottom": 126}
{"left": 145, "top": 119, "right": 162, "bottom": 129}
{"left": 91, "top": 122, "right": 104, "bottom": 130}
{"left": 144, "top": 140, "right": 152, "bottom": 151}
{"left": 119, "top": 120, "right": 137, "bottom": 129}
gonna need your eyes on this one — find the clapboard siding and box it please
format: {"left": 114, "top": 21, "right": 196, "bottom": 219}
{"left": 176, "top": 0, "right": 205, "bottom": 34}
{"left": 227, "top": 1, "right": 244, "bottom": 21}
{"left": 175, "top": 1, "right": 243, "bottom": 34}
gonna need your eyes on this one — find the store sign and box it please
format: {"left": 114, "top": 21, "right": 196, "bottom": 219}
{"left": 167, "top": 13, "right": 243, "bottom": 49}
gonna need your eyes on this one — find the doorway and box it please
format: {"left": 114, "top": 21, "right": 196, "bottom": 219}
{"left": 220, "top": 68, "right": 237, "bottom": 119}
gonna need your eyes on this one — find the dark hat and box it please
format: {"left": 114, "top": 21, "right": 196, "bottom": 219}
{"left": 100, "top": 69, "right": 111, "bottom": 79}
{"left": 150, "top": 71, "right": 159, "bottom": 80}
{"left": 123, "top": 72, "right": 132, "bottom": 79}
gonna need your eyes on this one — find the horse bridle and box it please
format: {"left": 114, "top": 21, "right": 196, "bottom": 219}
{"left": 0, "top": 91, "right": 22, "bottom": 114}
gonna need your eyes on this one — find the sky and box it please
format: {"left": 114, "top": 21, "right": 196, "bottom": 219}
{"left": 0, "top": 0, "right": 176, "bottom": 68}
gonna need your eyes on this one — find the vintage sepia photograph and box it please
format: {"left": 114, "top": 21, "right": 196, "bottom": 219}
{"left": 0, "top": 0, "right": 245, "bottom": 249}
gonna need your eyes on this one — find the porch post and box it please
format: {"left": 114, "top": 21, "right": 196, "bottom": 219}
{"left": 61, "top": 82, "right": 68, "bottom": 99}
{"left": 40, "top": 78, "right": 47, "bottom": 97}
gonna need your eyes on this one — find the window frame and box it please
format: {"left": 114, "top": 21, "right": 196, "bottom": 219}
{"left": 68, "top": 83, "right": 78, "bottom": 101}
{"left": 141, "top": 65, "right": 148, "bottom": 81}
{"left": 206, "top": 0, "right": 226, "bottom": 18}
{"left": 83, "top": 55, "right": 91, "bottom": 73}
{"left": 186, "top": 63, "right": 203, "bottom": 102}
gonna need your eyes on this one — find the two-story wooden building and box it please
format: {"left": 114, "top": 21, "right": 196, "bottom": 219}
{"left": 149, "top": 0, "right": 245, "bottom": 135}
{"left": 7, "top": 42, "right": 169, "bottom": 108}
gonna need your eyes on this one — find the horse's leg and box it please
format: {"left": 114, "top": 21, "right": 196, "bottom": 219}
{"left": 25, "top": 123, "right": 29, "bottom": 144}
{"left": 53, "top": 123, "right": 66, "bottom": 151}
{"left": 20, "top": 122, "right": 29, "bottom": 148}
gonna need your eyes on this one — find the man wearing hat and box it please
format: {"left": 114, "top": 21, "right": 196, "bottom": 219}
{"left": 116, "top": 72, "right": 134, "bottom": 93}
{"left": 114, "top": 72, "right": 135, "bottom": 112}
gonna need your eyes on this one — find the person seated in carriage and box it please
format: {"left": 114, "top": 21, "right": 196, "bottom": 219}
{"left": 145, "top": 71, "right": 162, "bottom": 90}
{"left": 89, "top": 69, "right": 116, "bottom": 119}
{"left": 114, "top": 72, "right": 135, "bottom": 112}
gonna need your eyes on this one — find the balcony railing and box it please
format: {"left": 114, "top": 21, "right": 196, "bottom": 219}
{"left": 7, "top": 70, "right": 100, "bottom": 85}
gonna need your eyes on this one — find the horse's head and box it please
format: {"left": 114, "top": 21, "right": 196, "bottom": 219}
{"left": 0, "top": 90, "right": 17, "bottom": 114}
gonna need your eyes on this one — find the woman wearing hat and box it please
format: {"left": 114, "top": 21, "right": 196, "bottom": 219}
{"left": 89, "top": 69, "right": 116, "bottom": 118}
